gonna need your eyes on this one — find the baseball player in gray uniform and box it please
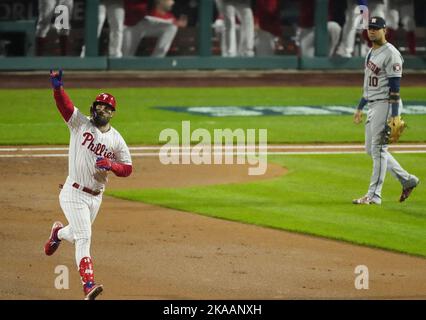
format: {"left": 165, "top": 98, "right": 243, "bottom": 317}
{"left": 353, "top": 16, "right": 419, "bottom": 205}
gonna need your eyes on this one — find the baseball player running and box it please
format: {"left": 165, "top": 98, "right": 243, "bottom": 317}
{"left": 44, "top": 70, "right": 132, "bottom": 299}
{"left": 352, "top": 16, "right": 419, "bottom": 205}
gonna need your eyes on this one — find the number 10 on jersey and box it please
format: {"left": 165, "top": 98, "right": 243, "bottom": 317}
{"left": 369, "top": 76, "right": 378, "bottom": 87}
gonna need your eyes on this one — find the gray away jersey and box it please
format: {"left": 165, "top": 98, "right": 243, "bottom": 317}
{"left": 363, "top": 42, "right": 404, "bottom": 101}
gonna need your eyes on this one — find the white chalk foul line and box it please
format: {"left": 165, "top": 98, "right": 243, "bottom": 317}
{"left": 1, "top": 150, "right": 426, "bottom": 158}
{"left": 1, "top": 144, "right": 426, "bottom": 153}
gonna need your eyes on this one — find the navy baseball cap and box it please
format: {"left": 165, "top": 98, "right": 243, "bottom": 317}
{"left": 368, "top": 16, "right": 386, "bottom": 29}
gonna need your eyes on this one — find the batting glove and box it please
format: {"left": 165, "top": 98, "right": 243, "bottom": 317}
{"left": 96, "top": 157, "right": 112, "bottom": 171}
{"left": 50, "top": 69, "right": 63, "bottom": 89}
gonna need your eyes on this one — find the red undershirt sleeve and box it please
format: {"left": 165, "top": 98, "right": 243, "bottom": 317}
{"left": 110, "top": 163, "right": 133, "bottom": 177}
{"left": 53, "top": 87, "right": 74, "bottom": 122}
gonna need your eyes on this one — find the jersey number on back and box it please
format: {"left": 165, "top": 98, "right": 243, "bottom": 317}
{"left": 369, "top": 76, "right": 378, "bottom": 87}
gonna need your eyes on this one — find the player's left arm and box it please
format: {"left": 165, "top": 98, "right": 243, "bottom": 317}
{"left": 96, "top": 158, "right": 132, "bottom": 177}
{"left": 389, "top": 77, "right": 400, "bottom": 117}
{"left": 96, "top": 136, "right": 132, "bottom": 177}
{"left": 385, "top": 53, "right": 404, "bottom": 118}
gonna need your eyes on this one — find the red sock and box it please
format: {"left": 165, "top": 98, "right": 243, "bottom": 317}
{"left": 79, "top": 257, "right": 95, "bottom": 293}
{"left": 36, "top": 37, "right": 47, "bottom": 56}
{"left": 406, "top": 31, "right": 416, "bottom": 55}
{"left": 59, "top": 35, "right": 69, "bottom": 56}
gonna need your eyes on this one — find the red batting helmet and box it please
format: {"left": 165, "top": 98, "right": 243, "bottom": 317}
{"left": 94, "top": 93, "right": 116, "bottom": 110}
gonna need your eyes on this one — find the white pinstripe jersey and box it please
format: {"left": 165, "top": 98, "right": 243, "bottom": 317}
{"left": 64, "top": 107, "right": 132, "bottom": 191}
{"left": 363, "top": 42, "right": 403, "bottom": 101}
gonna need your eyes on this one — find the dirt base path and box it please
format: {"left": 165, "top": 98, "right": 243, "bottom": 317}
{"left": 0, "top": 149, "right": 425, "bottom": 300}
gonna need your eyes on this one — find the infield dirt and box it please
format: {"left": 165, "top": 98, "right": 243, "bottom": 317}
{"left": 1, "top": 153, "right": 425, "bottom": 300}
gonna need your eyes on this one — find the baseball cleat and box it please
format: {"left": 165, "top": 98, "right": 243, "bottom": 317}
{"left": 400, "top": 177, "right": 420, "bottom": 202}
{"left": 352, "top": 196, "right": 380, "bottom": 205}
{"left": 84, "top": 283, "right": 103, "bottom": 300}
{"left": 44, "top": 221, "right": 63, "bottom": 256}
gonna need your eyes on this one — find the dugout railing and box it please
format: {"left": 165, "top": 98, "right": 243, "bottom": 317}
{"left": 0, "top": 0, "right": 425, "bottom": 71}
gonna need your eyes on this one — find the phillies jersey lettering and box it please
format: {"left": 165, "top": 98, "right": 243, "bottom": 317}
{"left": 81, "top": 132, "right": 115, "bottom": 159}
{"left": 65, "top": 107, "right": 132, "bottom": 191}
{"left": 363, "top": 42, "right": 404, "bottom": 101}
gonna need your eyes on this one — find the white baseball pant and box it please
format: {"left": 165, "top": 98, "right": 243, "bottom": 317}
{"left": 297, "top": 21, "right": 342, "bottom": 57}
{"left": 122, "top": 18, "right": 178, "bottom": 57}
{"left": 255, "top": 29, "right": 276, "bottom": 56}
{"left": 97, "top": 0, "right": 124, "bottom": 58}
{"left": 364, "top": 100, "right": 413, "bottom": 201}
{"left": 80, "top": 0, "right": 124, "bottom": 57}
{"left": 223, "top": 0, "right": 254, "bottom": 57}
{"left": 57, "top": 182, "right": 102, "bottom": 268}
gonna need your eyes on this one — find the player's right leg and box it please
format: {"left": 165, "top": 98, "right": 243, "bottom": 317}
{"left": 122, "top": 21, "right": 146, "bottom": 56}
{"left": 97, "top": 1, "right": 107, "bottom": 37}
{"left": 299, "top": 28, "right": 315, "bottom": 57}
{"left": 106, "top": 0, "right": 125, "bottom": 58}
{"left": 352, "top": 109, "right": 381, "bottom": 205}
{"left": 150, "top": 21, "right": 178, "bottom": 57}
{"left": 336, "top": 0, "right": 358, "bottom": 57}
{"left": 366, "top": 102, "right": 392, "bottom": 202}
{"left": 223, "top": 3, "right": 237, "bottom": 57}
{"left": 56, "top": 0, "right": 74, "bottom": 55}
{"left": 35, "top": 0, "right": 56, "bottom": 55}
{"left": 235, "top": 2, "right": 254, "bottom": 57}
{"left": 327, "top": 21, "right": 342, "bottom": 56}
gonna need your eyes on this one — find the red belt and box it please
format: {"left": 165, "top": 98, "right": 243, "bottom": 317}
{"left": 59, "top": 183, "right": 101, "bottom": 196}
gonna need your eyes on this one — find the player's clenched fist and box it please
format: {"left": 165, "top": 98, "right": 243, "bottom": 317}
{"left": 96, "top": 157, "right": 112, "bottom": 171}
{"left": 49, "top": 69, "right": 63, "bottom": 89}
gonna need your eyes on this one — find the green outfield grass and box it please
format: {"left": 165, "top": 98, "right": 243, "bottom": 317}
{"left": 1, "top": 87, "right": 426, "bottom": 144}
{"left": 108, "top": 154, "right": 426, "bottom": 257}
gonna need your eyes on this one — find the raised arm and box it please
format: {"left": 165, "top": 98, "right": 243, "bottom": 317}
{"left": 50, "top": 69, "right": 74, "bottom": 122}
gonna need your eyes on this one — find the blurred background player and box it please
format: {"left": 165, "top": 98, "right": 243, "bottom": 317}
{"left": 386, "top": 0, "right": 416, "bottom": 55}
{"left": 36, "top": 0, "right": 74, "bottom": 56}
{"left": 222, "top": 0, "right": 254, "bottom": 57}
{"left": 122, "top": 0, "right": 187, "bottom": 57}
{"left": 81, "top": 0, "right": 125, "bottom": 58}
{"left": 336, "top": 0, "right": 387, "bottom": 58}
{"left": 254, "top": 0, "right": 282, "bottom": 56}
{"left": 296, "top": 0, "right": 341, "bottom": 57}
{"left": 213, "top": 0, "right": 231, "bottom": 57}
